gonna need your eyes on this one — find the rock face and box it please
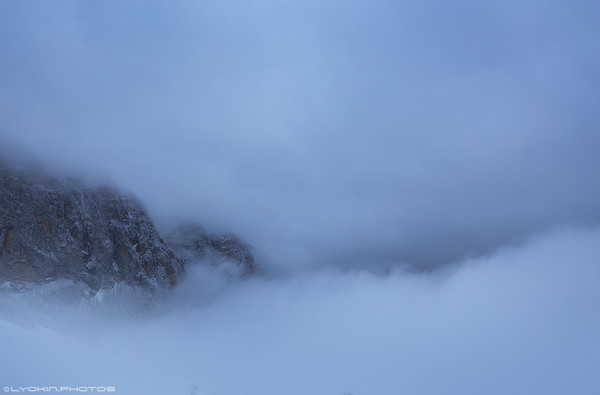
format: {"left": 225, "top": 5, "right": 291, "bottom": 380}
{"left": 0, "top": 163, "right": 184, "bottom": 290}
{"left": 166, "top": 223, "right": 256, "bottom": 275}
{"left": 0, "top": 161, "right": 258, "bottom": 291}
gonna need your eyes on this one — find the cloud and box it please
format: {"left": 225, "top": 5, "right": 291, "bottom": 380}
{"left": 1, "top": 2, "right": 599, "bottom": 393}
{"left": 1, "top": 227, "right": 599, "bottom": 394}
{"left": 1, "top": 0, "right": 599, "bottom": 274}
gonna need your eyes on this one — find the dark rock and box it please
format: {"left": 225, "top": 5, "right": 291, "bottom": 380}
{"left": 166, "top": 223, "right": 256, "bottom": 275}
{"left": 0, "top": 162, "right": 184, "bottom": 290}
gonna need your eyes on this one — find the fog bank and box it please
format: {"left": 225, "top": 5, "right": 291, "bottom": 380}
{"left": 1, "top": 227, "right": 599, "bottom": 394}
{"left": 1, "top": 0, "right": 600, "bottom": 272}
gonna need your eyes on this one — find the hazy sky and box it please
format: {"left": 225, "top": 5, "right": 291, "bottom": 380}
{"left": 1, "top": 3, "right": 600, "bottom": 393}
{"left": 1, "top": 0, "right": 599, "bottom": 272}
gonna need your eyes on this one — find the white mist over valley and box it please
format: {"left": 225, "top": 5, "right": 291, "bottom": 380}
{"left": 1, "top": 1, "right": 599, "bottom": 394}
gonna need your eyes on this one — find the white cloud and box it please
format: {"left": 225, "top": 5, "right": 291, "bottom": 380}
{"left": 0, "top": 2, "right": 599, "bottom": 391}
{"left": 1, "top": 227, "right": 598, "bottom": 394}
{"left": 1, "top": 0, "right": 599, "bottom": 272}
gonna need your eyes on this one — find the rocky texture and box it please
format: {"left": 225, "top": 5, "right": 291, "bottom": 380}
{"left": 165, "top": 223, "right": 256, "bottom": 276}
{"left": 0, "top": 163, "right": 185, "bottom": 290}
{"left": 0, "top": 161, "right": 258, "bottom": 291}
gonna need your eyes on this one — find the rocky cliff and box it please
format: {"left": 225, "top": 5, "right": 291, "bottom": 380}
{"left": 166, "top": 223, "right": 256, "bottom": 276}
{"left": 0, "top": 162, "right": 255, "bottom": 291}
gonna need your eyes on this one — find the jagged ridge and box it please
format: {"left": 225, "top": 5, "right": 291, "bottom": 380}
{"left": 166, "top": 223, "right": 256, "bottom": 276}
{"left": 0, "top": 162, "right": 256, "bottom": 291}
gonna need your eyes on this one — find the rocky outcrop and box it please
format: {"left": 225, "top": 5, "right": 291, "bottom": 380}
{"left": 0, "top": 163, "right": 184, "bottom": 290}
{"left": 0, "top": 161, "right": 258, "bottom": 291}
{"left": 165, "top": 223, "right": 256, "bottom": 275}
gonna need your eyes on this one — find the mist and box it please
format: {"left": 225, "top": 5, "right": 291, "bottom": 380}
{"left": 1, "top": 227, "right": 599, "bottom": 394}
{"left": 2, "top": 0, "right": 600, "bottom": 272}
{"left": 1, "top": 0, "right": 599, "bottom": 394}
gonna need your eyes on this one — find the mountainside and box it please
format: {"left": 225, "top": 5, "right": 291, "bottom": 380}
{"left": 166, "top": 223, "right": 256, "bottom": 276}
{"left": 0, "top": 162, "right": 255, "bottom": 291}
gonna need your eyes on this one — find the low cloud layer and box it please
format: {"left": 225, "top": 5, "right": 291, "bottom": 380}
{"left": 1, "top": 0, "right": 600, "bottom": 273}
{"left": 1, "top": 4, "right": 599, "bottom": 392}
{"left": 1, "top": 227, "right": 599, "bottom": 394}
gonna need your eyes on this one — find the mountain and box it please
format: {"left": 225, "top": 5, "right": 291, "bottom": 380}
{"left": 0, "top": 161, "right": 255, "bottom": 291}
{"left": 166, "top": 223, "right": 256, "bottom": 276}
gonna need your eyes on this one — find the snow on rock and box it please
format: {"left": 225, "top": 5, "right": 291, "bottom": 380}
{"left": 0, "top": 161, "right": 256, "bottom": 292}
